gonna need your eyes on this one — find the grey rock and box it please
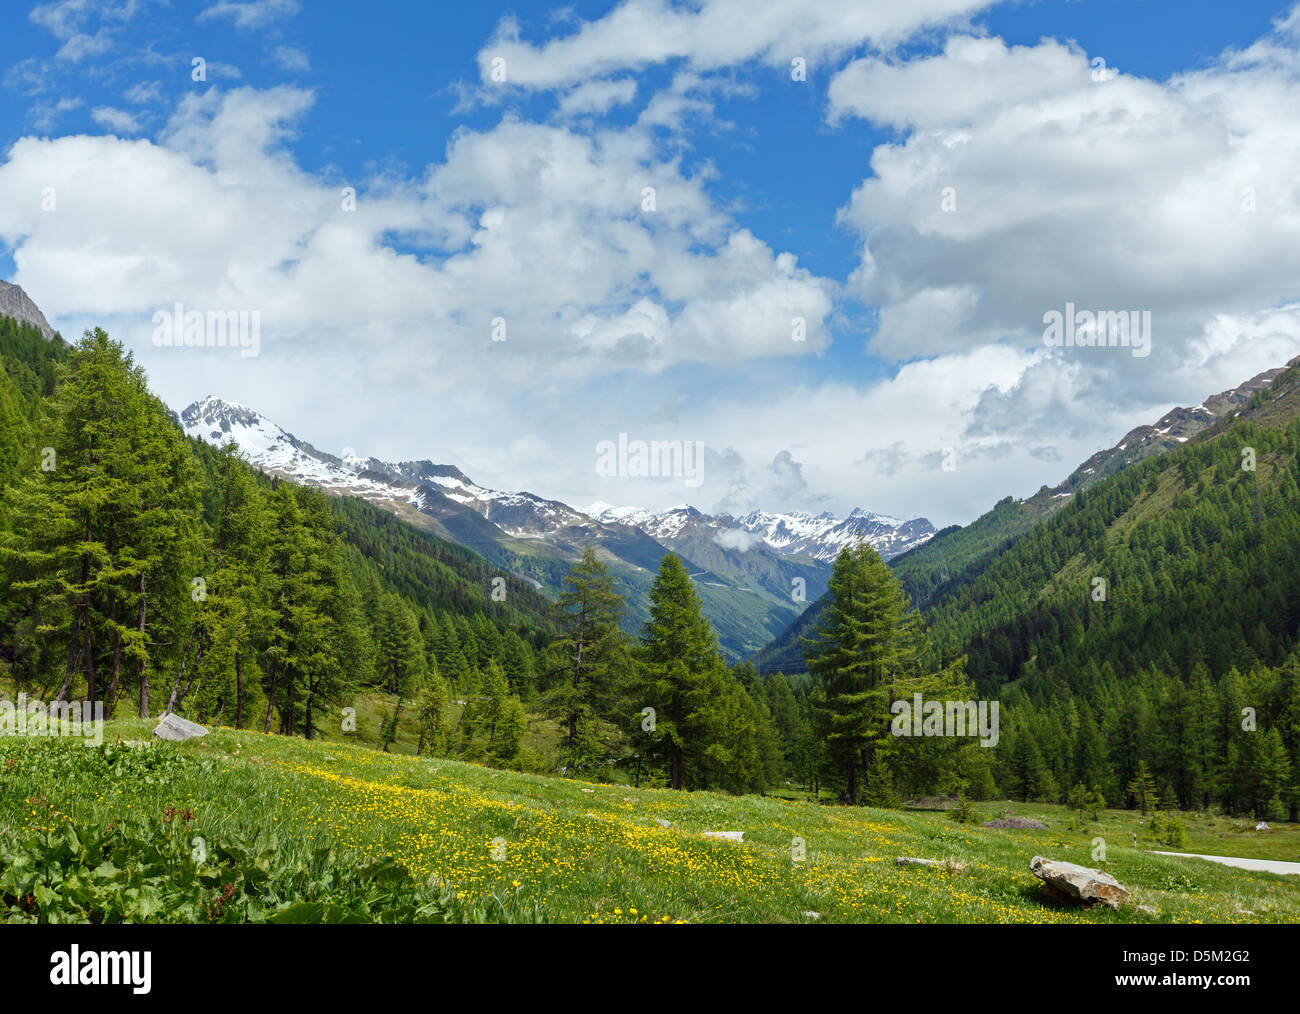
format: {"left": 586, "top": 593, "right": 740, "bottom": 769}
{"left": 702, "top": 830, "right": 744, "bottom": 842}
{"left": 152, "top": 712, "right": 209, "bottom": 742}
{"left": 896, "top": 856, "right": 967, "bottom": 874}
{"left": 984, "top": 817, "right": 1049, "bottom": 829}
{"left": 1031, "top": 856, "right": 1130, "bottom": 909}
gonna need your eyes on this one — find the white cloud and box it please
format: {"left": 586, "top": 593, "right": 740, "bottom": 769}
{"left": 715, "top": 528, "right": 763, "bottom": 551}
{"left": 197, "top": 0, "right": 300, "bottom": 30}
{"left": 29, "top": 96, "right": 82, "bottom": 130}
{"left": 55, "top": 29, "right": 111, "bottom": 62}
{"left": 124, "top": 80, "right": 162, "bottom": 104}
{"left": 829, "top": 26, "right": 1300, "bottom": 386}
{"left": 0, "top": 86, "right": 835, "bottom": 395}
{"left": 272, "top": 46, "right": 310, "bottom": 73}
{"left": 90, "top": 105, "right": 142, "bottom": 133}
{"left": 475, "top": 0, "right": 1003, "bottom": 89}
{"left": 556, "top": 77, "right": 637, "bottom": 117}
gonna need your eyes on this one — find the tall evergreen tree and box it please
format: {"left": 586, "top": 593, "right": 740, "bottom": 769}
{"left": 544, "top": 548, "right": 630, "bottom": 760}
{"left": 804, "top": 542, "right": 921, "bottom": 804}
{"left": 639, "top": 553, "right": 726, "bottom": 790}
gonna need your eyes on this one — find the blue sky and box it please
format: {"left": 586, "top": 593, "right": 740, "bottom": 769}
{"left": 3, "top": 0, "right": 1300, "bottom": 525}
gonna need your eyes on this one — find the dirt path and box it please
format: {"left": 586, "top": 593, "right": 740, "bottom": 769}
{"left": 1148, "top": 851, "right": 1300, "bottom": 875}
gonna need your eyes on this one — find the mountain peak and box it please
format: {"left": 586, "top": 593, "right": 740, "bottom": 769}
{"left": 0, "top": 280, "right": 57, "bottom": 342}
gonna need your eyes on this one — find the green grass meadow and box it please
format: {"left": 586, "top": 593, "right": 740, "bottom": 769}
{"left": 2, "top": 718, "right": 1298, "bottom": 924}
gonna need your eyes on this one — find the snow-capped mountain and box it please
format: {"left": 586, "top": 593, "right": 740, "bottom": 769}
{"left": 181, "top": 394, "right": 932, "bottom": 658}
{"left": 181, "top": 395, "right": 417, "bottom": 504}
{"left": 185, "top": 395, "right": 933, "bottom": 563}
{"left": 584, "top": 502, "right": 935, "bottom": 563}
{"left": 182, "top": 396, "right": 593, "bottom": 540}
{"left": 737, "top": 507, "right": 934, "bottom": 562}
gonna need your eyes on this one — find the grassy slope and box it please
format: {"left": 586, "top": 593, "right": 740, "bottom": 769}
{"left": 5, "top": 719, "right": 1298, "bottom": 924}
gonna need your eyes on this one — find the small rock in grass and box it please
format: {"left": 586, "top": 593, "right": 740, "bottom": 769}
{"left": 896, "top": 856, "right": 966, "bottom": 874}
{"left": 702, "top": 830, "right": 744, "bottom": 842}
{"left": 654, "top": 818, "right": 672, "bottom": 828}
{"left": 152, "top": 713, "right": 209, "bottom": 742}
{"left": 1031, "top": 856, "right": 1130, "bottom": 909}
{"left": 804, "top": 911, "right": 821, "bottom": 920}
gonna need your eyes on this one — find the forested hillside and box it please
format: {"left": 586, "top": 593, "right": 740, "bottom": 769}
{"left": 752, "top": 358, "right": 1300, "bottom": 819}
{"left": 0, "top": 326, "right": 556, "bottom": 759}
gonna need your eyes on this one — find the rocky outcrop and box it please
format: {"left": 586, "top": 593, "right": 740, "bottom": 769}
{"left": 0, "top": 281, "right": 56, "bottom": 341}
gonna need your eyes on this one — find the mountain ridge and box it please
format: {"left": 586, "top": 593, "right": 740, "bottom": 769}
{"left": 0, "top": 281, "right": 58, "bottom": 342}
{"left": 752, "top": 353, "right": 1300, "bottom": 674}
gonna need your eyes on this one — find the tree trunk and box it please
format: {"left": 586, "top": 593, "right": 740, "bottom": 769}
{"left": 163, "top": 627, "right": 198, "bottom": 715}
{"left": 263, "top": 657, "right": 278, "bottom": 733}
{"left": 234, "top": 650, "right": 244, "bottom": 729}
{"left": 55, "top": 610, "right": 81, "bottom": 703}
{"left": 303, "top": 677, "right": 316, "bottom": 740}
{"left": 166, "top": 630, "right": 204, "bottom": 714}
{"left": 83, "top": 612, "right": 97, "bottom": 704}
{"left": 106, "top": 599, "right": 121, "bottom": 716}
{"left": 136, "top": 574, "right": 149, "bottom": 718}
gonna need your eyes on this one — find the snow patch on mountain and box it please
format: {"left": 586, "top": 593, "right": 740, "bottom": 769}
{"left": 586, "top": 502, "right": 934, "bottom": 562}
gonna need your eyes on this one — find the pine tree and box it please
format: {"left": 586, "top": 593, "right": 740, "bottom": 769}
{"left": 545, "top": 548, "right": 630, "bottom": 759}
{"left": 804, "top": 542, "right": 921, "bottom": 804}
{"left": 1126, "top": 760, "right": 1159, "bottom": 814}
{"left": 639, "top": 553, "right": 726, "bottom": 790}
{"left": 415, "top": 665, "right": 451, "bottom": 756}
{"left": 374, "top": 592, "right": 427, "bottom": 749}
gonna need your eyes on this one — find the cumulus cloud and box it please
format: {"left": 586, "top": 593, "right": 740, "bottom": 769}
{"left": 0, "top": 85, "right": 835, "bottom": 418}
{"left": 831, "top": 26, "right": 1300, "bottom": 376}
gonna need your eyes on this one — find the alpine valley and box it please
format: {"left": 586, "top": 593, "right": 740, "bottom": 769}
{"left": 179, "top": 394, "right": 936, "bottom": 659}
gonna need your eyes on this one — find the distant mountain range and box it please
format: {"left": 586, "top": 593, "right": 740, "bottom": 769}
{"left": 180, "top": 394, "right": 933, "bottom": 658}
